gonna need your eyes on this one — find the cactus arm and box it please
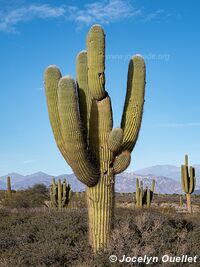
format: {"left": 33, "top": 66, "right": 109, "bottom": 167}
{"left": 68, "top": 187, "right": 73, "bottom": 202}
{"left": 66, "top": 184, "right": 72, "bottom": 204}
{"left": 113, "top": 151, "right": 131, "bottom": 174}
{"left": 52, "top": 178, "right": 56, "bottom": 187}
{"left": 87, "top": 24, "right": 106, "bottom": 101}
{"left": 76, "top": 51, "right": 92, "bottom": 140}
{"left": 44, "top": 66, "right": 69, "bottom": 163}
{"left": 121, "top": 55, "right": 146, "bottom": 152}
{"left": 57, "top": 76, "right": 99, "bottom": 187}
{"left": 139, "top": 181, "right": 143, "bottom": 207}
{"left": 45, "top": 67, "right": 99, "bottom": 187}
{"left": 182, "top": 165, "right": 189, "bottom": 193}
{"left": 185, "top": 154, "right": 188, "bottom": 166}
{"left": 135, "top": 178, "right": 139, "bottom": 207}
{"left": 62, "top": 179, "right": 67, "bottom": 206}
{"left": 181, "top": 165, "right": 186, "bottom": 192}
{"left": 151, "top": 179, "right": 155, "bottom": 192}
{"left": 57, "top": 179, "right": 62, "bottom": 209}
{"left": 108, "top": 127, "right": 131, "bottom": 175}
{"left": 142, "top": 187, "right": 147, "bottom": 206}
{"left": 147, "top": 189, "right": 150, "bottom": 207}
{"left": 139, "top": 188, "right": 142, "bottom": 208}
{"left": 108, "top": 128, "right": 123, "bottom": 153}
{"left": 89, "top": 96, "right": 113, "bottom": 160}
{"left": 52, "top": 180, "right": 58, "bottom": 207}
{"left": 189, "top": 166, "right": 195, "bottom": 194}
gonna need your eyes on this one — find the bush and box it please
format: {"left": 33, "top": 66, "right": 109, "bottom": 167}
{"left": 1, "top": 184, "right": 49, "bottom": 209}
{"left": 0, "top": 207, "right": 199, "bottom": 266}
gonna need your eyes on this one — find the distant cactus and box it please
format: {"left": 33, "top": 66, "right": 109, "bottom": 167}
{"left": 179, "top": 195, "right": 183, "bottom": 207}
{"left": 6, "top": 176, "right": 12, "bottom": 198}
{"left": 50, "top": 178, "right": 72, "bottom": 209}
{"left": 181, "top": 154, "right": 196, "bottom": 213}
{"left": 135, "top": 178, "right": 155, "bottom": 208}
{"left": 44, "top": 24, "right": 146, "bottom": 252}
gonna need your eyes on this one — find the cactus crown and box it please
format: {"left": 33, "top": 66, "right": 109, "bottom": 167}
{"left": 44, "top": 24, "right": 146, "bottom": 187}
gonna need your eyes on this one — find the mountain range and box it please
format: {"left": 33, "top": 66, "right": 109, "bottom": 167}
{"left": 0, "top": 165, "right": 199, "bottom": 194}
{"left": 135, "top": 164, "right": 200, "bottom": 182}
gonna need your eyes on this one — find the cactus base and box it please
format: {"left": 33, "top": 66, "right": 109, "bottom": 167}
{"left": 86, "top": 169, "right": 114, "bottom": 252}
{"left": 186, "top": 193, "right": 192, "bottom": 213}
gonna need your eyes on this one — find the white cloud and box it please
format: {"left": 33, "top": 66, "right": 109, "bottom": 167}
{"left": 0, "top": 4, "right": 65, "bottom": 32}
{"left": 143, "top": 9, "right": 165, "bottom": 22}
{"left": 0, "top": 1, "right": 167, "bottom": 33}
{"left": 67, "top": 0, "right": 141, "bottom": 25}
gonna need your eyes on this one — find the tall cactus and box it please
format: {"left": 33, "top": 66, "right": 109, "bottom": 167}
{"left": 6, "top": 176, "right": 12, "bottom": 199}
{"left": 44, "top": 24, "right": 146, "bottom": 252}
{"left": 181, "top": 155, "right": 196, "bottom": 213}
{"left": 50, "top": 178, "right": 72, "bottom": 209}
{"left": 135, "top": 178, "right": 155, "bottom": 208}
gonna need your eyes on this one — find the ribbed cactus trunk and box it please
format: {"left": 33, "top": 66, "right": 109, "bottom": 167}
{"left": 186, "top": 193, "right": 192, "bottom": 213}
{"left": 87, "top": 171, "right": 114, "bottom": 251}
{"left": 44, "top": 24, "right": 146, "bottom": 252}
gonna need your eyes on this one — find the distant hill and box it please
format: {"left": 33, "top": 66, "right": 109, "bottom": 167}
{"left": 135, "top": 165, "right": 180, "bottom": 180}
{"left": 0, "top": 164, "right": 199, "bottom": 194}
{"left": 135, "top": 164, "right": 200, "bottom": 185}
{"left": 115, "top": 173, "right": 182, "bottom": 194}
{"left": 0, "top": 172, "right": 85, "bottom": 192}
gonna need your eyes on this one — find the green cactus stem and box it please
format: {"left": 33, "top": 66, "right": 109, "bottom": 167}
{"left": 113, "top": 150, "right": 131, "bottom": 174}
{"left": 6, "top": 176, "right": 12, "bottom": 199}
{"left": 44, "top": 24, "right": 146, "bottom": 252}
{"left": 108, "top": 128, "right": 123, "bottom": 153}
{"left": 135, "top": 178, "right": 155, "bottom": 208}
{"left": 180, "top": 195, "right": 183, "bottom": 207}
{"left": 50, "top": 178, "right": 72, "bottom": 209}
{"left": 181, "top": 154, "right": 196, "bottom": 213}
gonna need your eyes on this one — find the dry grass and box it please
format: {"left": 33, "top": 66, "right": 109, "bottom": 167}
{"left": 0, "top": 189, "right": 199, "bottom": 266}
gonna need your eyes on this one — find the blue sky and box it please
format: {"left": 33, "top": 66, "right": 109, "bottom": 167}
{"left": 0, "top": 0, "right": 200, "bottom": 176}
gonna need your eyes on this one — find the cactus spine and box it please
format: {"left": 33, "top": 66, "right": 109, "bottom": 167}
{"left": 50, "top": 178, "right": 72, "bottom": 209}
{"left": 135, "top": 178, "right": 155, "bottom": 208}
{"left": 44, "top": 24, "right": 146, "bottom": 252}
{"left": 181, "top": 155, "right": 196, "bottom": 213}
{"left": 6, "top": 176, "right": 12, "bottom": 198}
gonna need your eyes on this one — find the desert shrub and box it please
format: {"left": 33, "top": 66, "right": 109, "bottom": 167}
{"left": 1, "top": 184, "right": 49, "bottom": 209}
{"left": 0, "top": 190, "right": 6, "bottom": 201}
{"left": 30, "top": 184, "right": 49, "bottom": 195}
{"left": 0, "top": 207, "right": 199, "bottom": 266}
{"left": 0, "top": 209, "right": 91, "bottom": 266}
